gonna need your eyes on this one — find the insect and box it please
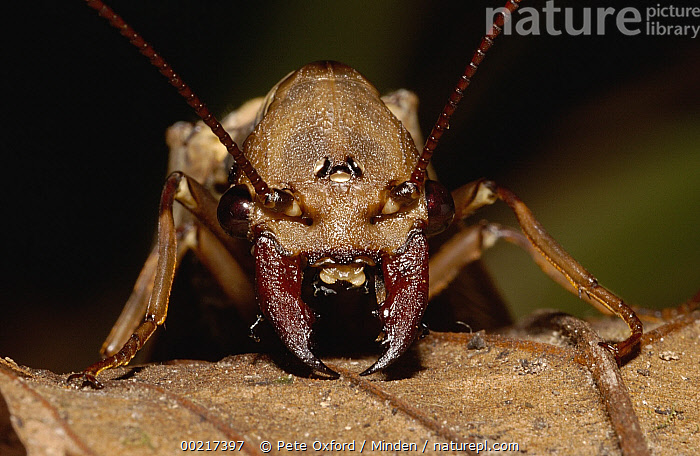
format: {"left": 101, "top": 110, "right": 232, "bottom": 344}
{"left": 64, "top": 0, "right": 652, "bottom": 387}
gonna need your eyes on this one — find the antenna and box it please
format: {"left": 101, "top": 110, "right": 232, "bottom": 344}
{"left": 84, "top": 0, "right": 274, "bottom": 202}
{"left": 410, "top": 0, "right": 522, "bottom": 186}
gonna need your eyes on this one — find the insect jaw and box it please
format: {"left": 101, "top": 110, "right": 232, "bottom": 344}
{"left": 360, "top": 229, "right": 430, "bottom": 376}
{"left": 254, "top": 227, "right": 428, "bottom": 377}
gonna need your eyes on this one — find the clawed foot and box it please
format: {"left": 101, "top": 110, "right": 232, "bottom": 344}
{"left": 598, "top": 337, "right": 640, "bottom": 365}
{"left": 67, "top": 371, "right": 103, "bottom": 389}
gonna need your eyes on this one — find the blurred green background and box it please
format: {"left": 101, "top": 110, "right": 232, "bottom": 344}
{"left": 3, "top": 0, "right": 698, "bottom": 373}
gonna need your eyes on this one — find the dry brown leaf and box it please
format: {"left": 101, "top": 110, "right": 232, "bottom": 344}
{"left": 1, "top": 308, "right": 698, "bottom": 456}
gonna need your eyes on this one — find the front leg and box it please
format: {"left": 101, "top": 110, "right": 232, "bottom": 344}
{"left": 452, "top": 179, "right": 643, "bottom": 362}
{"left": 67, "top": 173, "right": 182, "bottom": 388}
{"left": 68, "top": 172, "right": 227, "bottom": 388}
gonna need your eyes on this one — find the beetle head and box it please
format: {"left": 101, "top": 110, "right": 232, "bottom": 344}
{"left": 216, "top": 62, "right": 454, "bottom": 375}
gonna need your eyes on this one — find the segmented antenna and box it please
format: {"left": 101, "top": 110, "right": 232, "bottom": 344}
{"left": 410, "top": 0, "right": 522, "bottom": 186}
{"left": 84, "top": 0, "right": 273, "bottom": 201}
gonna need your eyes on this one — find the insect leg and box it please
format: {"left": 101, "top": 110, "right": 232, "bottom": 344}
{"left": 450, "top": 179, "right": 643, "bottom": 362}
{"left": 429, "top": 223, "right": 498, "bottom": 300}
{"left": 193, "top": 228, "right": 256, "bottom": 321}
{"left": 68, "top": 172, "right": 232, "bottom": 388}
{"left": 429, "top": 223, "right": 601, "bottom": 311}
{"left": 101, "top": 243, "right": 163, "bottom": 357}
{"left": 67, "top": 173, "right": 181, "bottom": 387}
{"left": 101, "top": 223, "right": 255, "bottom": 358}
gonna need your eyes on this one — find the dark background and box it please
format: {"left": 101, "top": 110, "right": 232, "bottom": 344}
{"left": 3, "top": 0, "right": 698, "bottom": 373}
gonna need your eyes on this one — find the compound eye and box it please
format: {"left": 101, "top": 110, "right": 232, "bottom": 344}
{"left": 217, "top": 184, "right": 254, "bottom": 238}
{"left": 425, "top": 180, "right": 455, "bottom": 236}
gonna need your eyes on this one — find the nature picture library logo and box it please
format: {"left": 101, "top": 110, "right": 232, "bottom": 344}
{"left": 487, "top": 1, "right": 700, "bottom": 39}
